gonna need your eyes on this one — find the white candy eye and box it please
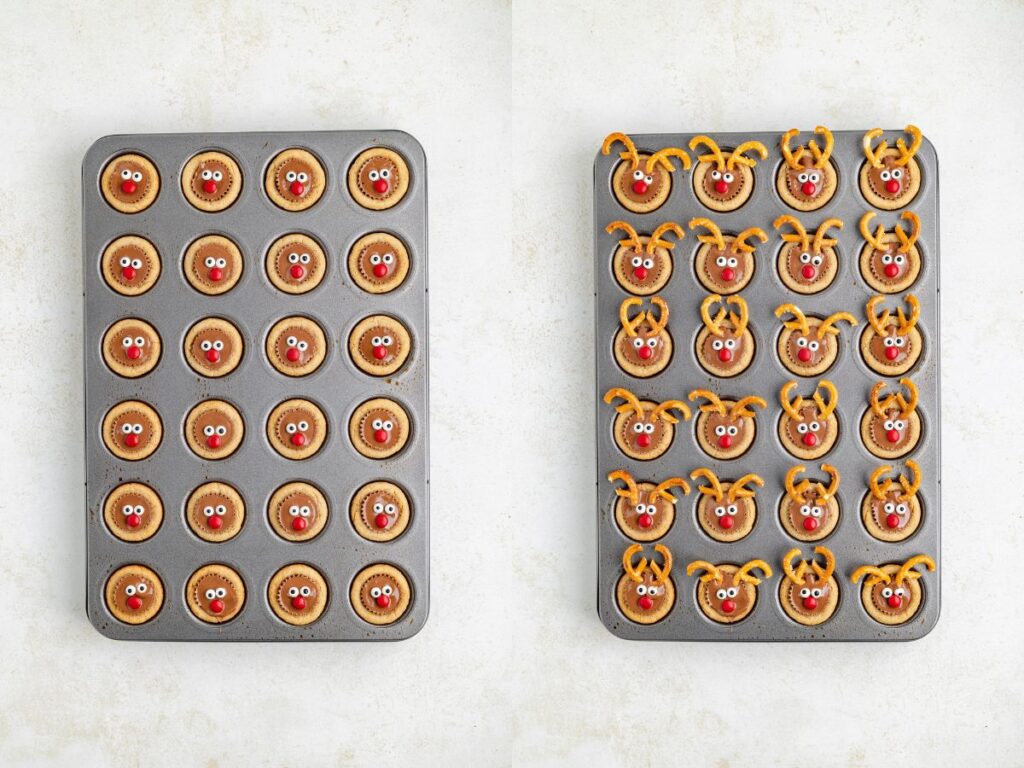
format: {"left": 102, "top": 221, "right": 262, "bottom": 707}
{"left": 881, "top": 254, "right": 893, "bottom": 264}
{"left": 811, "top": 506, "right": 823, "bottom": 518}
{"left": 894, "top": 255, "right": 905, "bottom": 265}
{"left": 724, "top": 339, "right": 737, "bottom": 350}
{"left": 203, "top": 506, "right": 214, "bottom": 517}
{"left": 797, "top": 423, "right": 808, "bottom": 434}
{"left": 121, "top": 504, "right": 134, "bottom": 515}
{"left": 131, "top": 259, "right": 143, "bottom": 269}
{"left": 201, "top": 170, "right": 213, "bottom": 180}
{"left": 288, "top": 505, "right": 300, "bottom": 517}
{"left": 800, "top": 505, "right": 811, "bottom": 517}
{"left": 723, "top": 172, "right": 734, "bottom": 183}
{"left": 880, "top": 170, "right": 891, "bottom": 181}
{"left": 632, "top": 422, "right": 644, "bottom": 433}
{"left": 215, "top": 258, "right": 226, "bottom": 268}
{"left": 632, "top": 170, "right": 644, "bottom": 181}
{"left": 892, "top": 169, "right": 902, "bottom": 180}
{"left": 204, "top": 256, "right": 217, "bottom": 268}
{"left": 200, "top": 340, "right": 212, "bottom": 351}
{"left": 285, "top": 171, "right": 297, "bottom": 182}
{"left": 643, "top": 258, "right": 654, "bottom": 269}
{"left": 643, "top": 423, "right": 655, "bottom": 434}
{"left": 808, "top": 421, "right": 820, "bottom": 432}
{"left": 216, "top": 587, "right": 227, "bottom": 598}
{"left": 297, "top": 341, "right": 308, "bottom": 351}
{"left": 894, "top": 587, "right": 905, "bottom": 596}
{"left": 800, "top": 588, "right": 811, "bottom": 598}
{"left": 373, "top": 419, "right": 384, "bottom": 430}
{"left": 285, "top": 423, "right": 297, "bottom": 434}
{"left": 881, "top": 587, "right": 893, "bottom": 598}
{"left": 727, "top": 257, "right": 738, "bottom": 267}
{"left": 710, "top": 170, "right": 721, "bottom": 180}
{"left": 716, "top": 256, "right": 728, "bottom": 267}
{"left": 644, "top": 175, "right": 653, "bottom": 184}
{"left": 380, "top": 169, "right": 391, "bottom": 179}
{"left": 645, "top": 504, "right": 656, "bottom": 515}
{"left": 205, "top": 588, "right": 217, "bottom": 599}
{"left": 119, "top": 256, "right": 131, "bottom": 267}
{"left": 726, "top": 587, "right": 738, "bottom": 598}
{"left": 213, "top": 340, "right": 224, "bottom": 351}
{"left": 215, "top": 426, "right": 227, "bottom": 436}
{"left": 797, "top": 172, "right": 808, "bottom": 183}
{"left": 300, "top": 586, "right": 311, "bottom": 597}
{"left": 716, "top": 589, "right": 728, "bottom": 600}
{"left": 133, "top": 336, "right": 145, "bottom": 348}
{"left": 811, "top": 588, "right": 823, "bottom": 598}
{"left": 894, "top": 337, "right": 906, "bottom": 347}
{"left": 383, "top": 420, "right": 394, "bottom": 431}
{"left": 382, "top": 585, "right": 393, "bottom": 596}
{"left": 288, "top": 587, "right": 299, "bottom": 597}
{"left": 300, "top": 253, "right": 310, "bottom": 263}
{"left": 646, "top": 338, "right": 657, "bottom": 349}
{"left": 203, "top": 425, "right": 215, "bottom": 436}
{"left": 896, "top": 503, "right": 909, "bottom": 514}
{"left": 712, "top": 339, "right": 724, "bottom": 350}
{"left": 631, "top": 256, "right": 643, "bottom": 267}
{"left": 811, "top": 255, "right": 823, "bottom": 266}
{"left": 286, "top": 336, "right": 298, "bottom": 347}
{"left": 727, "top": 504, "right": 738, "bottom": 515}
{"left": 382, "top": 336, "right": 393, "bottom": 346}
{"left": 808, "top": 341, "right": 819, "bottom": 351}
{"left": 636, "top": 584, "right": 647, "bottom": 595}
{"left": 383, "top": 253, "right": 394, "bottom": 264}
{"left": 374, "top": 502, "right": 386, "bottom": 514}
{"left": 799, "top": 252, "right": 811, "bottom": 264}
{"left": 714, "top": 506, "right": 726, "bottom": 517}
{"left": 132, "top": 172, "right": 142, "bottom": 182}
{"left": 297, "top": 172, "right": 309, "bottom": 183}
{"left": 884, "top": 502, "right": 895, "bottom": 513}
{"left": 632, "top": 338, "right": 644, "bottom": 349}
{"left": 120, "top": 169, "right": 132, "bottom": 180}
{"left": 213, "top": 171, "right": 223, "bottom": 181}
{"left": 299, "top": 506, "right": 311, "bottom": 517}
{"left": 371, "top": 336, "right": 383, "bottom": 346}
{"left": 297, "top": 421, "right": 309, "bottom": 431}
{"left": 288, "top": 252, "right": 300, "bottom": 264}
{"left": 714, "top": 425, "right": 727, "bottom": 436}
{"left": 809, "top": 173, "right": 820, "bottom": 184}
{"left": 894, "top": 420, "right": 906, "bottom": 430}
{"left": 120, "top": 423, "right": 132, "bottom": 434}
{"left": 370, "top": 586, "right": 382, "bottom": 598}
{"left": 368, "top": 170, "right": 380, "bottom": 181}
{"left": 883, "top": 419, "right": 894, "bottom": 430}
{"left": 796, "top": 337, "right": 808, "bottom": 348}
{"left": 727, "top": 425, "right": 738, "bottom": 436}
{"left": 132, "top": 423, "right": 144, "bottom": 434}
{"left": 883, "top": 337, "right": 895, "bottom": 348}
{"left": 125, "top": 585, "right": 136, "bottom": 596}
{"left": 121, "top": 337, "right": 133, "bottom": 348}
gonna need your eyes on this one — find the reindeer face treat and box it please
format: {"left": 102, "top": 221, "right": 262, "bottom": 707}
{"left": 775, "top": 305, "right": 857, "bottom": 377}
{"left": 860, "top": 126, "right": 923, "bottom": 210}
{"left": 861, "top": 379, "right": 922, "bottom": 459}
{"left": 862, "top": 461, "right": 923, "bottom": 542}
{"left": 617, "top": 545, "right": 676, "bottom": 624}
{"left": 861, "top": 294, "right": 923, "bottom": 376}
{"left": 613, "top": 297, "right": 672, "bottom": 378}
{"left": 608, "top": 471, "right": 689, "bottom": 542}
{"left": 780, "top": 465, "right": 841, "bottom": 542}
{"left": 689, "top": 135, "right": 768, "bottom": 212}
{"left": 696, "top": 294, "right": 755, "bottom": 377}
{"left": 595, "top": 128, "right": 939, "bottom": 641}
{"left": 690, "top": 469, "right": 763, "bottom": 543}
{"left": 778, "top": 380, "right": 839, "bottom": 460}
{"left": 852, "top": 555, "right": 936, "bottom": 625}
{"left": 85, "top": 132, "right": 428, "bottom": 641}
{"left": 777, "top": 127, "right": 838, "bottom": 211}
{"left": 602, "top": 133, "right": 692, "bottom": 214}
{"left": 689, "top": 218, "right": 766, "bottom": 295}
{"left": 687, "top": 560, "right": 771, "bottom": 624}
{"left": 779, "top": 547, "right": 839, "bottom": 626}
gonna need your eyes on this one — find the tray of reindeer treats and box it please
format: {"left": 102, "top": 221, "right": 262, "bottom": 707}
{"left": 84, "top": 130, "right": 428, "bottom": 640}
{"left": 594, "top": 126, "right": 939, "bottom": 640}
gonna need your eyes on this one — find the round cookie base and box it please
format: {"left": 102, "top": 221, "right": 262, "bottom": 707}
{"left": 347, "top": 148, "right": 411, "bottom": 211}
{"left": 613, "top": 483, "right": 675, "bottom": 542}
{"left": 186, "top": 564, "right": 246, "bottom": 624}
{"left": 775, "top": 160, "right": 838, "bottom": 212}
{"left": 268, "top": 564, "right": 329, "bottom": 626}
{"left": 859, "top": 240, "right": 922, "bottom": 294}
{"left": 616, "top": 574, "right": 675, "bottom": 625}
{"left": 348, "top": 398, "right": 410, "bottom": 459}
{"left": 104, "top": 564, "right": 164, "bottom": 625}
{"left": 268, "top": 482, "right": 330, "bottom": 542}
{"left": 695, "top": 328, "right": 755, "bottom": 378}
{"left": 694, "top": 413, "right": 756, "bottom": 460}
{"left": 100, "top": 153, "right": 160, "bottom": 214}
{"left": 103, "top": 482, "right": 164, "bottom": 542}
{"left": 612, "top": 330, "right": 672, "bottom": 379}
{"left": 185, "top": 481, "right": 246, "bottom": 542}
{"left": 266, "top": 233, "right": 328, "bottom": 294}
{"left": 183, "top": 235, "right": 244, "bottom": 295}
{"left": 777, "top": 328, "right": 839, "bottom": 378}
{"left": 101, "top": 235, "right": 161, "bottom": 296}
{"left": 860, "top": 326, "right": 923, "bottom": 376}
{"left": 350, "top": 563, "right": 412, "bottom": 625}
{"left": 183, "top": 400, "right": 245, "bottom": 461}
{"left": 183, "top": 318, "right": 245, "bottom": 378}
{"left": 267, "top": 399, "right": 329, "bottom": 460}
{"left": 611, "top": 409, "right": 674, "bottom": 462}
{"left": 859, "top": 154, "right": 922, "bottom": 210}
{"left": 102, "top": 318, "right": 162, "bottom": 378}
{"left": 696, "top": 494, "right": 756, "bottom": 543}
{"left": 181, "top": 151, "right": 243, "bottom": 212}
{"left": 612, "top": 240, "right": 673, "bottom": 296}
{"left": 609, "top": 155, "right": 671, "bottom": 214}
{"left": 348, "top": 315, "right": 413, "bottom": 377}
{"left": 861, "top": 493, "right": 923, "bottom": 542}
{"left": 350, "top": 481, "right": 411, "bottom": 543}
{"left": 777, "top": 414, "right": 839, "bottom": 460}
{"left": 860, "top": 409, "right": 922, "bottom": 460}
{"left": 266, "top": 316, "right": 328, "bottom": 377}
{"left": 692, "top": 163, "right": 754, "bottom": 213}
{"left": 779, "top": 576, "right": 840, "bottom": 626}
{"left": 859, "top": 564, "right": 924, "bottom": 625}
{"left": 776, "top": 244, "right": 839, "bottom": 295}
{"left": 695, "top": 567, "right": 757, "bottom": 624}
{"left": 264, "top": 148, "right": 327, "bottom": 212}
{"left": 779, "top": 496, "right": 841, "bottom": 542}
{"left": 693, "top": 241, "right": 755, "bottom": 295}
{"left": 347, "top": 232, "right": 411, "bottom": 294}
{"left": 102, "top": 401, "right": 163, "bottom": 461}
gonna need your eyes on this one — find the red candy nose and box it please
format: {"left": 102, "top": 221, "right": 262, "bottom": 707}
{"left": 202, "top": 179, "right": 218, "bottom": 194}
{"left": 372, "top": 263, "right": 389, "bottom": 278}
{"left": 206, "top": 434, "right": 221, "bottom": 449}
{"left": 632, "top": 267, "right": 648, "bottom": 282}
{"left": 127, "top": 595, "right": 143, "bottom": 610}
{"left": 632, "top": 180, "right": 648, "bottom": 195}
{"left": 373, "top": 345, "right": 388, "bottom": 360}
{"left": 374, "top": 513, "right": 390, "bottom": 529}
{"left": 713, "top": 180, "right": 729, "bottom": 194}
{"left": 636, "top": 433, "right": 651, "bottom": 448}
{"left": 126, "top": 513, "right": 141, "bottom": 528}
{"left": 721, "top": 267, "right": 736, "bottom": 282}
{"left": 124, "top": 433, "right": 140, "bottom": 448}
{"left": 289, "top": 265, "right": 305, "bottom": 279}
{"left": 718, "top": 435, "right": 732, "bottom": 449}
{"left": 286, "top": 347, "right": 301, "bottom": 362}
{"left": 884, "top": 264, "right": 900, "bottom": 278}
{"left": 373, "top": 428, "right": 389, "bottom": 443}
{"left": 373, "top": 179, "right": 389, "bottom": 194}
{"left": 886, "top": 428, "right": 901, "bottom": 443}
{"left": 884, "top": 179, "right": 901, "bottom": 194}
{"left": 720, "top": 515, "right": 735, "bottom": 530}
{"left": 205, "top": 349, "right": 220, "bottom": 363}
{"left": 121, "top": 180, "right": 137, "bottom": 195}
{"left": 122, "top": 266, "right": 137, "bottom": 280}
{"left": 720, "top": 599, "right": 736, "bottom": 614}
{"left": 209, "top": 599, "right": 224, "bottom": 614}
{"left": 802, "top": 433, "right": 818, "bottom": 447}
{"left": 126, "top": 345, "right": 142, "bottom": 360}
{"left": 291, "top": 596, "right": 307, "bottom": 610}
{"left": 801, "top": 181, "right": 817, "bottom": 196}
{"left": 803, "top": 517, "right": 819, "bottom": 531}
{"left": 638, "top": 346, "right": 653, "bottom": 360}
{"left": 291, "top": 433, "right": 307, "bottom": 447}
{"left": 208, "top": 267, "right": 223, "bottom": 282}
{"left": 289, "top": 181, "right": 305, "bottom": 196}
{"left": 800, "top": 264, "right": 816, "bottom": 279}
{"left": 208, "top": 515, "right": 223, "bottom": 530}
{"left": 375, "top": 594, "right": 391, "bottom": 608}
{"left": 637, "top": 513, "right": 653, "bottom": 529}
{"left": 797, "top": 348, "right": 812, "bottom": 362}
{"left": 638, "top": 595, "right": 654, "bottom": 611}
{"left": 292, "top": 517, "right": 307, "bottom": 531}
{"left": 885, "top": 346, "right": 900, "bottom": 360}
{"left": 887, "top": 594, "right": 903, "bottom": 608}
{"left": 803, "top": 595, "right": 818, "bottom": 610}
{"left": 886, "top": 513, "right": 901, "bottom": 529}
{"left": 717, "top": 348, "right": 732, "bottom": 362}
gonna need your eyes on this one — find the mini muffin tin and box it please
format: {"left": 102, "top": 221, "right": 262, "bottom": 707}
{"left": 84, "top": 131, "right": 429, "bottom": 640}
{"left": 594, "top": 129, "right": 940, "bottom": 641}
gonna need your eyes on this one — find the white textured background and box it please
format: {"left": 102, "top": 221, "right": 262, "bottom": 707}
{"left": 1, "top": 1, "right": 1022, "bottom": 765}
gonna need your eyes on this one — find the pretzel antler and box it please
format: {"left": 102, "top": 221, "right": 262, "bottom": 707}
{"left": 810, "top": 546, "right": 835, "bottom": 583}
{"left": 686, "top": 560, "right": 723, "bottom": 584}
{"left": 851, "top": 564, "right": 892, "bottom": 587}
{"left": 727, "top": 473, "right": 764, "bottom": 502}
{"left": 895, "top": 212, "right": 920, "bottom": 254}
{"left": 603, "top": 387, "right": 645, "bottom": 419}
{"left": 897, "top": 459, "right": 921, "bottom": 500}
{"left": 647, "top": 147, "right": 692, "bottom": 174}
{"left": 727, "top": 296, "right": 749, "bottom": 337}
{"left": 869, "top": 382, "right": 895, "bottom": 418}
{"left": 726, "top": 141, "right": 769, "bottom": 170}
{"left": 780, "top": 128, "right": 806, "bottom": 171}
{"left": 619, "top": 297, "right": 646, "bottom": 337}
{"left": 895, "top": 378, "right": 918, "bottom": 419}
{"left": 859, "top": 211, "right": 888, "bottom": 251}
{"left": 808, "top": 126, "right": 834, "bottom": 168}
{"left": 817, "top": 312, "right": 858, "bottom": 339}
{"left": 782, "top": 549, "right": 808, "bottom": 586}
{"left": 701, "top": 294, "right": 727, "bottom": 336}
{"left": 646, "top": 296, "right": 670, "bottom": 336}
{"left": 893, "top": 125, "right": 923, "bottom": 167}
{"left": 606, "top": 220, "right": 642, "bottom": 252}
{"left": 862, "top": 128, "right": 888, "bottom": 169}
{"left": 652, "top": 477, "right": 691, "bottom": 502}
{"left": 688, "top": 388, "right": 727, "bottom": 416}
{"left": 785, "top": 465, "right": 812, "bottom": 502}
{"left": 866, "top": 295, "right": 892, "bottom": 336}
{"left": 648, "top": 222, "right": 685, "bottom": 254}
{"left": 650, "top": 399, "right": 691, "bottom": 424}
{"left": 690, "top": 468, "right": 724, "bottom": 502}
{"left": 895, "top": 554, "right": 935, "bottom": 584}
{"left": 608, "top": 469, "right": 639, "bottom": 504}
{"left": 775, "top": 303, "right": 810, "bottom": 335}
{"left": 814, "top": 464, "right": 840, "bottom": 501}
{"left": 813, "top": 380, "right": 838, "bottom": 420}
{"left": 812, "top": 218, "right": 843, "bottom": 253}
{"left": 730, "top": 396, "right": 766, "bottom": 419}
{"left": 622, "top": 543, "right": 647, "bottom": 582}
{"left": 649, "top": 544, "right": 673, "bottom": 584}
{"left": 896, "top": 294, "right": 920, "bottom": 335}
{"left": 689, "top": 217, "right": 726, "bottom": 251}
{"left": 732, "top": 227, "right": 769, "bottom": 254}
{"left": 735, "top": 559, "right": 772, "bottom": 585}
{"left": 688, "top": 135, "right": 726, "bottom": 170}
{"left": 602, "top": 132, "right": 640, "bottom": 171}
{"left": 780, "top": 381, "right": 805, "bottom": 421}
{"left": 869, "top": 465, "right": 895, "bottom": 500}
{"left": 774, "top": 215, "right": 811, "bottom": 252}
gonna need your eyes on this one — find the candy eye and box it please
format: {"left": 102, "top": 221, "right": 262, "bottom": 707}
{"left": 200, "top": 340, "right": 212, "bottom": 351}
{"left": 368, "top": 170, "right": 380, "bottom": 181}
{"left": 121, "top": 337, "right": 133, "bottom": 348}
{"left": 203, "top": 506, "right": 215, "bottom": 517}
{"left": 632, "top": 170, "right": 644, "bottom": 181}
{"left": 132, "top": 172, "right": 143, "bottom": 182}
{"left": 133, "top": 336, "right": 145, "bottom": 347}
{"left": 811, "top": 588, "right": 823, "bottom": 598}
{"left": 724, "top": 339, "right": 737, "bottom": 350}
{"left": 204, "top": 256, "right": 217, "bottom": 268}
{"left": 373, "top": 419, "right": 384, "bottom": 430}
{"left": 796, "top": 337, "right": 807, "bottom": 348}
{"left": 288, "top": 587, "right": 299, "bottom": 597}
{"left": 883, "top": 419, "right": 894, "bottom": 430}
{"left": 299, "top": 506, "right": 311, "bottom": 517}
{"left": 120, "top": 169, "right": 132, "bottom": 180}
{"left": 285, "top": 171, "right": 297, "bottom": 182}
{"left": 205, "top": 589, "right": 217, "bottom": 599}
{"left": 800, "top": 588, "right": 811, "bottom": 598}
{"left": 380, "top": 169, "right": 391, "bottom": 179}
{"left": 881, "top": 254, "right": 893, "bottom": 264}
{"left": 382, "top": 336, "right": 393, "bottom": 346}
{"left": 715, "top": 589, "right": 728, "bottom": 600}
{"left": 288, "top": 505, "right": 300, "bottom": 517}
{"left": 881, "top": 587, "right": 893, "bottom": 598}
{"left": 382, "top": 253, "right": 395, "bottom": 264}
{"left": 726, "top": 504, "right": 738, "bottom": 515}
{"left": 382, "top": 584, "right": 393, "bottom": 595}
{"left": 727, "top": 425, "right": 738, "bottom": 436}
{"left": 297, "top": 341, "right": 309, "bottom": 351}
{"left": 632, "top": 422, "right": 644, "bottom": 433}
{"left": 215, "top": 587, "right": 227, "bottom": 598}
{"left": 894, "top": 587, "right": 905, "bottom": 596}
{"left": 808, "top": 421, "right": 820, "bottom": 432}
{"left": 631, "top": 256, "right": 643, "bottom": 267}
{"left": 383, "top": 420, "right": 394, "bottom": 431}
{"left": 643, "top": 258, "right": 654, "bottom": 268}
{"left": 644, "top": 175, "right": 653, "bottom": 184}
{"left": 125, "top": 585, "right": 136, "bottom": 596}
{"left": 893, "top": 420, "right": 906, "bottom": 430}
{"left": 726, "top": 587, "right": 738, "bottom": 598}
{"left": 119, "top": 256, "right": 132, "bottom": 267}
{"left": 297, "top": 420, "right": 309, "bottom": 431}
{"left": 714, "top": 425, "right": 727, "bottom": 436}
{"left": 797, "top": 172, "right": 808, "bottom": 183}
{"left": 714, "top": 506, "right": 726, "bottom": 517}
{"left": 215, "top": 426, "right": 227, "bottom": 436}
{"left": 894, "top": 255, "right": 905, "bottom": 265}
{"left": 800, "top": 505, "right": 811, "bottom": 517}
{"left": 213, "top": 340, "right": 224, "bottom": 351}
{"left": 811, "top": 255, "right": 823, "bottom": 266}
{"left": 636, "top": 584, "right": 647, "bottom": 596}
{"left": 297, "top": 172, "right": 309, "bottom": 183}
{"left": 288, "top": 252, "right": 300, "bottom": 264}
{"left": 643, "top": 423, "right": 655, "bottom": 434}
{"left": 710, "top": 170, "right": 721, "bottom": 180}
{"left": 285, "top": 423, "right": 297, "bottom": 434}
{"left": 711, "top": 339, "right": 724, "bottom": 350}
{"left": 727, "top": 257, "right": 738, "bottom": 267}
{"left": 891, "top": 169, "right": 902, "bottom": 180}
{"left": 215, "top": 258, "right": 226, "bottom": 268}
{"left": 371, "top": 586, "right": 382, "bottom": 598}
{"left": 201, "top": 170, "right": 213, "bottom": 180}
{"left": 645, "top": 504, "right": 656, "bottom": 515}
{"left": 372, "top": 336, "right": 383, "bottom": 346}
{"left": 632, "top": 338, "right": 644, "bottom": 349}
{"left": 808, "top": 341, "right": 819, "bottom": 351}
{"left": 883, "top": 337, "right": 895, "bottom": 348}
{"left": 811, "top": 506, "right": 823, "bottom": 518}
{"left": 716, "top": 256, "right": 728, "bottom": 267}
{"left": 880, "top": 170, "right": 891, "bottom": 181}
{"left": 300, "top": 253, "right": 310, "bottom": 263}
{"left": 799, "top": 252, "right": 811, "bottom": 263}
{"left": 894, "top": 337, "right": 906, "bottom": 347}
{"left": 213, "top": 171, "right": 223, "bottom": 181}
{"left": 797, "top": 423, "right": 808, "bottom": 434}
{"left": 121, "top": 505, "right": 134, "bottom": 515}
{"left": 723, "top": 172, "right": 734, "bottom": 183}
{"left": 884, "top": 502, "right": 895, "bottom": 513}
{"left": 809, "top": 173, "right": 820, "bottom": 184}
{"left": 286, "top": 336, "right": 298, "bottom": 347}
{"left": 646, "top": 338, "right": 657, "bottom": 349}
{"left": 203, "top": 425, "right": 215, "bottom": 437}
{"left": 896, "top": 503, "right": 909, "bottom": 514}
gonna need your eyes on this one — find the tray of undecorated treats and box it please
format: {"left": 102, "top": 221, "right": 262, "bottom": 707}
{"left": 83, "top": 130, "right": 429, "bottom": 640}
{"left": 594, "top": 126, "right": 939, "bottom": 640}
